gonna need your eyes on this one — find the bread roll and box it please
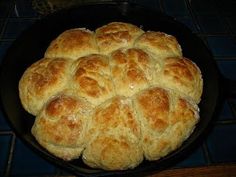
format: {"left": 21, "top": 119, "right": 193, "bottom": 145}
{"left": 19, "top": 22, "right": 203, "bottom": 170}
{"left": 153, "top": 57, "right": 203, "bottom": 103}
{"left": 135, "top": 31, "right": 182, "bottom": 60}
{"left": 31, "top": 93, "right": 92, "bottom": 160}
{"left": 110, "top": 48, "right": 153, "bottom": 97}
{"left": 45, "top": 28, "right": 98, "bottom": 60}
{"left": 134, "top": 87, "right": 198, "bottom": 160}
{"left": 83, "top": 97, "right": 143, "bottom": 170}
{"left": 96, "top": 22, "right": 144, "bottom": 54}
{"left": 71, "top": 54, "right": 115, "bottom": 106}
{"left": 19, "top": 58, "right": 71, "bottom": 115}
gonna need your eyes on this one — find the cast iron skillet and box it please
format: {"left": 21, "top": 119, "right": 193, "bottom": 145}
{"left": 0, "top": 2, "right": 234, "bottom": 177}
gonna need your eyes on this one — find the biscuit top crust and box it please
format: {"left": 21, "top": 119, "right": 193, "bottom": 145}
{"left": 45, "top": 28, "right": 98, "bottom": 60}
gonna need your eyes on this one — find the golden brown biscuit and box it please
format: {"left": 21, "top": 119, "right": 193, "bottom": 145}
{"left": 134, "top": 31, "right": 182, "bottom": 60}
{"left": 32, "top": 94, "right": 92, "bottom": 160}
{"left": 19, "top": 58, "right": 71, "bottom": 115}
{"left": 45, "top": 28, "right": 98, "bottom": 60}
{"left": 110, "top": 48, "right": 153, "bottom": 97}
{"left": 153, "top": 57, "right": 203, "bottom": 103}
{"left": 96, "top": 22, "right": 144, "bottom": 55}
{"left": 83, "top": 97, "right": 143, "bottom": 170}
{"left": 71, "top": 54, "right": 115, "bottom": 105}
{"left": 134, "top": 87, "right": 198, "bottom": 160}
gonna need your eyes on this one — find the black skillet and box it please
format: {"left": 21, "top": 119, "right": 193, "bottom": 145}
{"left": 0, "top": 2, "right": 235, "bottom": 177}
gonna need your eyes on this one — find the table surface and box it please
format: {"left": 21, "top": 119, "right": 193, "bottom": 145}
{"left": 0, "top": 0, "right": 236, "bottom": 176}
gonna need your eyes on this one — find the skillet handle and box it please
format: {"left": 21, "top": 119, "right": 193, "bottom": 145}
{"left": 221, "top": 76, "right": 236, "bottom": 98}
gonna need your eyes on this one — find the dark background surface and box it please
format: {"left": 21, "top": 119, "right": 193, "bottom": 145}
{"left": 0, "top": 0, "right": 236, "bottom": 176}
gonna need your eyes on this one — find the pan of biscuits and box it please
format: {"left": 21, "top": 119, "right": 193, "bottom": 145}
{"left": 0, "top": 2, "right": 219, "bottom": 176}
